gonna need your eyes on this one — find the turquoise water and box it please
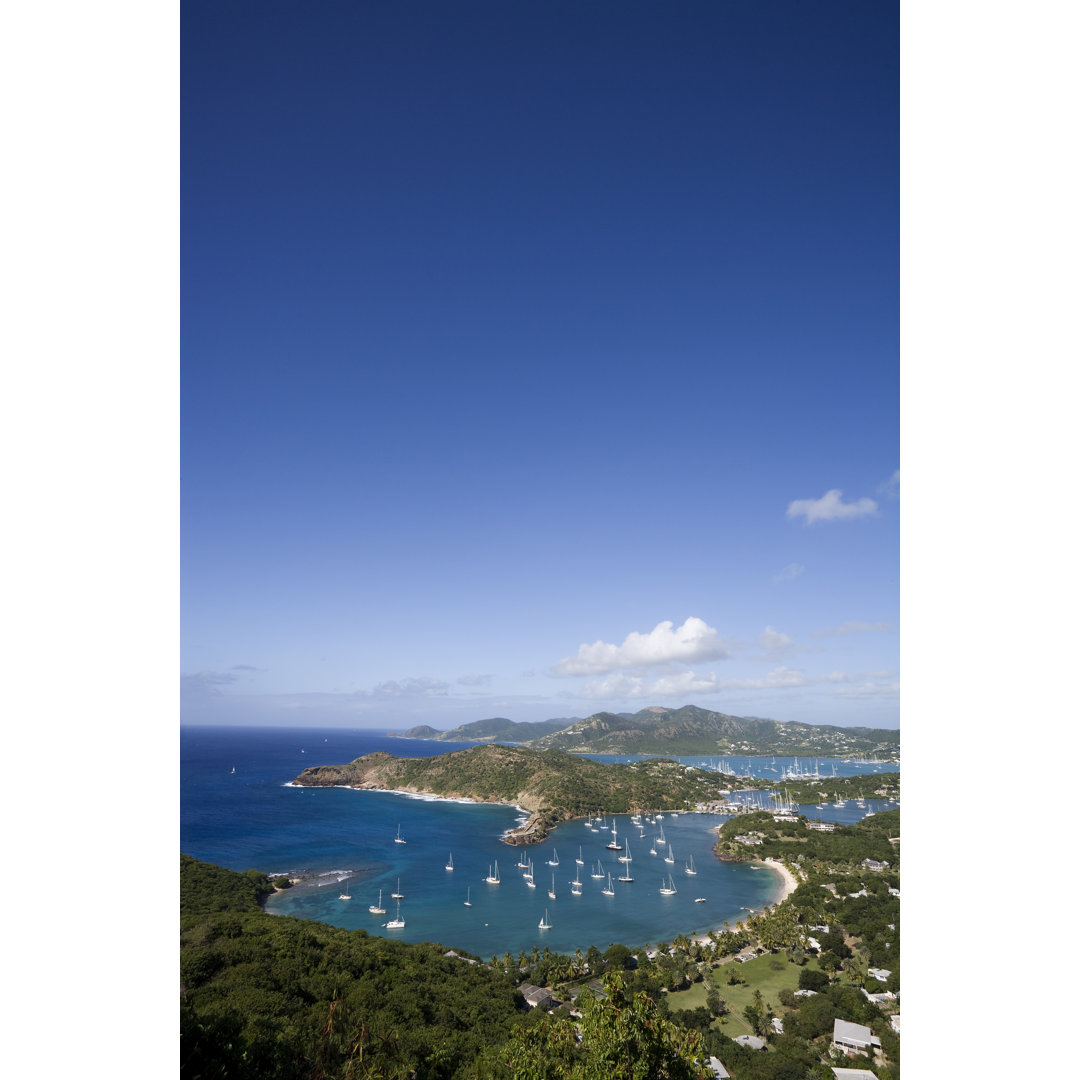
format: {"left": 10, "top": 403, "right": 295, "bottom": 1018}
{"left": 181, "top": 726, "right": 893, "bottom": 957}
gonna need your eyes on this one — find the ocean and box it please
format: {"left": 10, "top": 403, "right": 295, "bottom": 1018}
{"left": 181, "top": 726, "right": 896, "bottom": 958}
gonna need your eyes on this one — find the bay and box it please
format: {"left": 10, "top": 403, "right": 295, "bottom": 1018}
{"left": 181, "top": 725, "right": 895, "bottom": 958}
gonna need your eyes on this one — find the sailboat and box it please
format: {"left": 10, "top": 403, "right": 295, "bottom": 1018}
{"left": 664, "top": 845, "right": 675, "bottom": 865}
{"left": 485, "top": 861, "right": 500, "bottom": 885}
{"left": 391, "top": 877, "right": 404, "bottom": 899}
{"left": 618, "top": 841, "right": 632, "bottom": 864}
{"left": 602, "top": 872, "right": 615, "bottom": 896}
{"left": 575, "top": 846, "right": 584, "bottom": 865}
{"left": 338, "top": 878, "right": 351, "bottom": 901}
{"left": 385, "top": 900, "right": 405, "bottom": 929}
{"left": 368, "top": 889, "right": 386, "bottom": 914}
{"left": 230, "top": 766, "right": 235, "bottom": 774}
{"left": 547, "top": 848, "right": 559, "bottom": 867}
{"left": 570, "top": 868, "right": 582, "bottom": 895}
{"left": 659, "top": 875, "right": 677, "bottom": 896}
{"left": 445, "top": 852, "right": 454, "bottom": 871}
{"left": 394, "top": 825, "right": 406, "bottom": 844}
{"left": 538, "top": 908, "right": 552, "bottom": 929}
{"left": 591, "top": 859, "right": 605, "bottom": 880}
{"left": 606, "top": 821, "right": 623, "bottom": 851}
{"left": 548, "top": 873, "right": 556, "bottom": 900}
{"left": 685, "top": 855, "right": 697, "bottom": 876}
{"left": 655, "top": 824, "right": 666, "bottom": 845}
{"left": 464, "top": 887, "right": 472, "bottom": 907}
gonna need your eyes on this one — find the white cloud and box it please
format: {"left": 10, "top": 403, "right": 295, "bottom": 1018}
{"left": 580, "top": 665, "right": 818, "bottom": 700}
{"left": 758, "top": 625, "right": 793, "bottom": 651}
{"left": 457, "top": 673, "right": 493, "bottom": 687}
{"left": 772, "top": 562, "right": 805, "bottom": 583}
{"left": 786, "top": 489, "right": 878, "bottom": 524}
{"left": 580, "top": 670, "right": 723, "bottom": 700}
{"left": 879, "top": 469, "right": 900, "bottom": 499}
{"left": 550, "top": 617, "right": 728, "bottom": 677}
{"left": 370, "top": 677, "right": 450, "bottom": 698}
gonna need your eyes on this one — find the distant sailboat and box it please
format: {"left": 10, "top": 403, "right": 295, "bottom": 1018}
{"left": 338, "top": 879, "right": 351, "bottom": 901}
{"left": 685, "top": 855, "right": 697, "bottom": 876}
{"left": 391, "top": 878, "right": 404, "bottom": 899}
{"left": 538, "top": 908, "right": 551, "bottom": 929}
{"left": 606, "top": 821, "right": 623, "bottom": 851}
{"left": 369, "top": 889, "right": 385, "bottom": 914}
{"left": 575, "top": 846, "right": 584, "bottom": 865}
{"left": 230, "top": 766, "right": 235, "bottom": 774}
{"left": 656, "top": 825, "right": 666, "bottom": 845}
{"left": 464, "top": 887, "right": 472, "bottom": 907}
{"left": 548, "top": 873, "right": 556, "bottom": 900}
{"left": 618, "top": 841, "right": 632, "bottom": 864}
{"left": 570, "top": 868, "right": 582, "bottom": 895}
{"left": 485, "top": 861, "right": 500, "bottom": 885}
{"left": 446, "top": 852, "right": 454, "bottom": 871}
{"left": 602, "top": 873, "right": 615, "bottom": 896}
{"left": 665, "top": 845, "right": 675, "bottom": 865}
{"left": 394, "top": 825, "right": 406, "bottom": 844}
{"left": 547, "top": 849, "right": 559, "bottom": 867}
{"left": 659, "top": 875, "right": 677, "bottom": 896}
{"left": 591, "top": 860, "right": 605, "bottom": 880}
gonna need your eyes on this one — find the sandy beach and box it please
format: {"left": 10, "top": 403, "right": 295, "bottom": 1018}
{"left": 760, "top": 857, "right": 799, "bottom": 904}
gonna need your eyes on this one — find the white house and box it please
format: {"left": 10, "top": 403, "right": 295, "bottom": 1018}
{"left": 831, "top": 1069, "right": 880, "bottom": 1080}
{"left": 832, "top": 1018, "right": 881, "bottom": 1055}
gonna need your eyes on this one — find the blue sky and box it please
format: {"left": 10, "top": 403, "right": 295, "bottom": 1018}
{"left": 181, "top": 1, "right": 899, "bottom": 730}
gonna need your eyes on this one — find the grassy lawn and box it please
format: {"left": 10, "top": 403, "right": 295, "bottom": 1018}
{"left": 677, "top": 954, "right": 828, "bottom": 1039}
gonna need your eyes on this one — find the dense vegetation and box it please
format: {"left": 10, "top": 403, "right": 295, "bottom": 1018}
{"left": 527, "top": 705, "right": 900, "bottom": 757}
{"left": 180, "top": 856, "right": 524, "bottom": 1079}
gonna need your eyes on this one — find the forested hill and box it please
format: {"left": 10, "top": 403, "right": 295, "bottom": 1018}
{"left": 526, "top": 704, "right": 900, "bottom": 757}
{"left": 292, "top": 744, "right": 724, "bottom": 843}
{"left": 393, "top": 716, "right": 581, "bottom": 743}
{"left": 180, "top": 856, "right": 524, "bottom": 1080}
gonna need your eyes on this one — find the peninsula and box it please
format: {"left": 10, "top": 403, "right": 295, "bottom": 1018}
{"left": 292, "top": 743, "right": 726, "bottom": 844}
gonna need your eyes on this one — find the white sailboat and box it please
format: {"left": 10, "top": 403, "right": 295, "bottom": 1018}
{"left": 606, "top": 821, "right": 623, "bottom": 851}
{"left": 464, "top": 887, "right": 472, "bottom": 907}
{"left": 570, "top": 868, "right": 582, "bottom": 895}
{"left": 445, "top": 852, "right": 454, "bottom": 871}
{"left": 591, "top": 859, "right": 605, "bottom": 879}
{"left": 547, "top": 848, "right": 559, "bottom": 867}
{"left": 538, "top": 908, "right": 551, "bottom": 929}
{"left": 394, "top": 824, "right": 406, "bottom": 844}
{"left": 659, "top": 875, "right": 677, "bottom": 896}
{"left": 575, "top": 846, "right": 584, "bottom": 865}
{"left": 664, "top": 845, "right": 675, "bottom": 864}
{"left": 548, "top": 873, "right": 556, "bottom": 900}
{"left": 385, "top": 900, "right": 405, "bottom": 929}
{"left": 386, "top": 898, "right": 406, "bottom": 933}
{"left": 391, "top": 877, "right": 404, "bottom": 899}
{"left": 601, "top": 872, "right": 615, "bottom": 896}
{"left": 685, "top": 855, "right": 697, "bottom": 876}
{"left": 338, "top": 878, "right": 351, "bottom": 901}
{"left": 618, "top": 841, "right": 632, "bottom": 864}
{"left": 368, "top": 889, "right": 385, "bottom": 914}
{"left": 655, "top": 824, "right": 666, "bottom": 845}
{"left": 485, "top": 861, "right": 501, "bottom": 884}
